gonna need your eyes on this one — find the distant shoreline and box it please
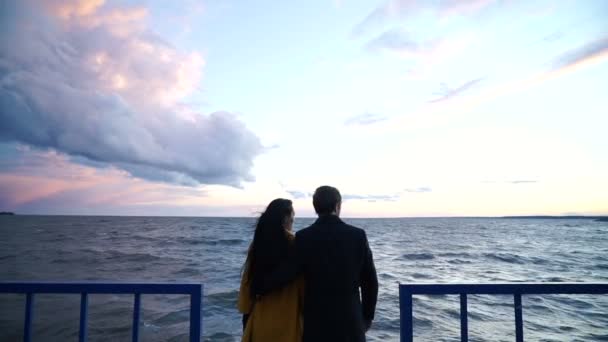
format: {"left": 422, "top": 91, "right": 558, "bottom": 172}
{"left": 499, "top": 215, "right": 608, "bottom": 220}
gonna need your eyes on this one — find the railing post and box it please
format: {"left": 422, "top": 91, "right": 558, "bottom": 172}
{"left": 400, "top": 285, "right": 413, "bottom": 342}
{"left": 460, "top": 294, "right": 468, "bottom": 342}
{"left": 189, "top": 285, "right": 202, "bottom": 342}
{"left": 23, "top": 293, "right": 34, "bottom": 342}
{"left": 132, "top": 293, "right": 141, "bottom": 342}
{"left": 79, "top": 293, "right": 88, "bottom": 342}
{"left": 514, "top": 294, "right": 523, "bottom": 342}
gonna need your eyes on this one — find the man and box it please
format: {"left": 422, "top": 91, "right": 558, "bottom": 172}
{"left": 258, "top": 185, "right": 378, "bottom": 342}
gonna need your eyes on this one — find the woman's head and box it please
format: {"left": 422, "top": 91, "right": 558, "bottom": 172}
{"left": 246, "top": 198, "right": 294, "bottom": 296}
{"left": 258, "top": 198, "right": 294, "bottom": 233}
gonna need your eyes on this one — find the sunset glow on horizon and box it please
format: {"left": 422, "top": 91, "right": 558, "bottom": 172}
{"left": 1, "top": 0, "right": 607, "bottom": 217}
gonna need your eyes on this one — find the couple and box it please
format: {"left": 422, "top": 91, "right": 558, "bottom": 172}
{"left": 238, "top": 186, "right": 379, "bottom": 342}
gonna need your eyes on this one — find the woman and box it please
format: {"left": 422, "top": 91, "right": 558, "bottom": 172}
{"left": 238, "top": 198, "right": 304, "bottom": 342}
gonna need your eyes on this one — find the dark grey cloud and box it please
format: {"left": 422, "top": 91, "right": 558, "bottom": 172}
{"left": 345, "top": 112, "right": 388, "bottom": 126}
{"left": 0, "top": 1, "right": 263, "bottom": 187}
{"left": 552, "top": 36, "right": 608, "bottom": 70}
{"left": 429, "top": 78, "right": 484, "bottom": 103}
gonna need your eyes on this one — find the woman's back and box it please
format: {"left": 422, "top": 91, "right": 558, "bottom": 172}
{"left": 238, "top": 234, "right": 304, "bottom": 342}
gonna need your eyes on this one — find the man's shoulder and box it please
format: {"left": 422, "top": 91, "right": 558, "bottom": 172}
{"left": 295, "top": 219, "right": 367, "bottom": 239}
{"left": 341, "top": 222, "right": 367, "bottom": 238}
{"left": 328, "top": 219, "right": 367, "bottom": 240}
{"left": 295, "top": 225, "right": 314, "bottom": 238}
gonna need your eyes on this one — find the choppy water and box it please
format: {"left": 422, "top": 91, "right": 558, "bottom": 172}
{"left": 1, "top": 216, "right": 607, "bottom": 341}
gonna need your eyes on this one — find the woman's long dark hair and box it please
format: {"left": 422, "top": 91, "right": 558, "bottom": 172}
{"left": 245, "top": 198, "right": 293, "bottom": 298}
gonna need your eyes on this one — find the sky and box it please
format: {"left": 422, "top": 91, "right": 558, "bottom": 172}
{"left": 0, "top": 0, "right": 607, "bottom": 217}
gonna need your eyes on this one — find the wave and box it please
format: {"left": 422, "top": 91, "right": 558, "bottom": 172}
{"left": 206, "top": 290, "right": 239, "bottom": 305}
{"left": 152, "top": 308, "right": 190, "bottom": 325}
{"left": 483, "top": 252, "right": 526, "bottom": 264}
{"left": 210, "top": 238, "right": 245, "bottom": 246}
{"left": 172, "top": 267, "right": 201, "bottom": 276}
{"left": 402, "top": 253, "right": 435, "bottom": 260}
{"left": 174, "top": 237, "right": 245, "bottom": 246}
{"left": 106, "top": 251, "right": 163, "bottom": 263}
{"left": 410, "top": 272, "right": 433, "bottom": 279}
{"left": 446, "top": 258, "right": 473, "bottom": 265}
{"left": 437, "top": 252, "right": 472, "bottom": 258}
{"left": 0, "top": 254, "right": 16, "bottom": 261}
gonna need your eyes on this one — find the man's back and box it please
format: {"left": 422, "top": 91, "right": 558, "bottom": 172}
{"left": 296, "top": 215, "right": 378, "bottom": 342}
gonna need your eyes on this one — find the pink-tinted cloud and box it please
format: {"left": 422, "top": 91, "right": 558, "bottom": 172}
{"left": 0, "top": 0, "right": 262, "bottom": 187}
{"left": 43, "top": 0, "right": 148, "bottom": 34}
{"left": 45, "top": 0, "right": 105, "bottom": 19}
{"left": 0, "top": 146, "right": 207, "bottom": 210}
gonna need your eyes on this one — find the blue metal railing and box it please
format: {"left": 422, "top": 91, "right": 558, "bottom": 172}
{"left": 399, "top": 282, "right": 608, "bottom": 342}
{"left": 0, "top": 282, "right": 203, "bottom": 342}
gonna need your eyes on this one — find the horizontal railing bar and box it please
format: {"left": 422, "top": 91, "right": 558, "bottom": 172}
{"left": 0, "top": 282, "right": 201, "bottom": 295}
{"left": 399, "top": 283, "right": 608, "bottom": 295}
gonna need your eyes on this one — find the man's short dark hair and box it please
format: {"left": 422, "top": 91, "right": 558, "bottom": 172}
{"left": 313, "top": 186, "right": 341, "bottom": 215}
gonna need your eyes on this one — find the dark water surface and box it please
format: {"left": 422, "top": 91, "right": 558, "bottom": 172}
{"left": 1, "top": 216, "right": 607, "bottom": 341}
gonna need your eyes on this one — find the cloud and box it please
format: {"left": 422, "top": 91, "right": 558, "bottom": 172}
{"left": 438, "top": 0, "right": 496, "bottom": 17}
{"left": 0, "top": 144, "right": 208, "bottom": 210}
{"left": 482, "top": 180, "right": 538, "bottom": 185}
{"left": 352, "top": 0, "right": 418, "bottom": 37}
{"left": 403, "top": 187, "right": 432, "bottom": 193}
{"left": 342, "top": 187, "right": 431, "bottom": 201}
{"left": 279, "top": 185, "right": 432, "bottom": 204}
{"left": 365, "top": 28, "right": 419, "bottom": 54}
{"left": 353, "top": 0, "right": 496, "bottom": 36}
{"left": 372, "top": 35, "right": 608, "bottom": 130}
{"left": 286, "top": 190, "right": 311, "bottom": 199}
{"left": 429, "top": 78, "right": 484, "bottom": 103}
{"left": 0, "top": 0, "right": 262, "bottom": 187}
{"left": 540, "top": 32, "right": 564, "bottom": 44}
{"left": 552, "top": 36, "right": 608, "bottom": 71}
{"left": 365, "top": 28, "right": 475, "bottom": 75}
{"left": 343, "top": 194, "right": 400, "bottom": 202}
{"left": 345, "top": 113, "right": 388, "bottom": 126}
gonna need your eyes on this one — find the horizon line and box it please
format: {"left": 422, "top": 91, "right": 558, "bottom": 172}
{"left": 2, "top": 213, "right": 607, "bottom": 219}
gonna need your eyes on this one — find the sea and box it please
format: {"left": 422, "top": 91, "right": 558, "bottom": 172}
{"left": 1, "top": 216, "right": 607, "bottom": 341}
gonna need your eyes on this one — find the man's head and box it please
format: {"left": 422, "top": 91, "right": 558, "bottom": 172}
{"left": 313, "top": 185, "right": 342, "bottom": 216}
